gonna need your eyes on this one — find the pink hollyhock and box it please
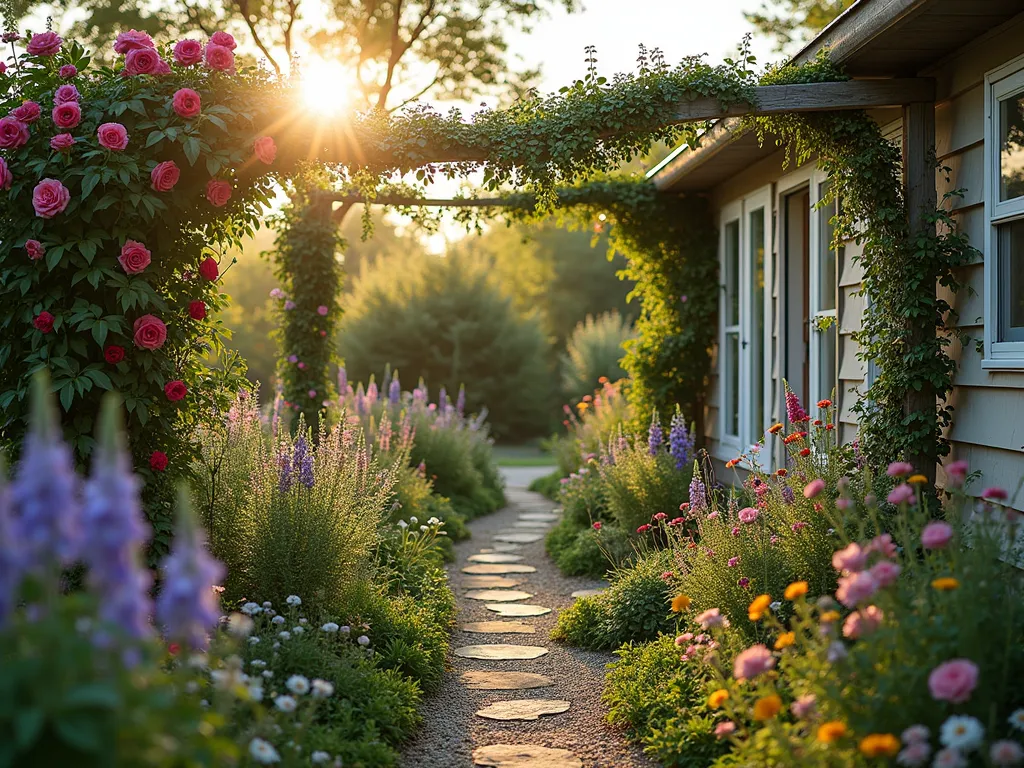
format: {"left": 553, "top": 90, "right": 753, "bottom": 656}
{"left": 945, "top": 459, "right": 969, "bottom": 486}
{"left": 254, "top": 135, "right": 277, "bottom": 164}
{"left": 0, "top": 117, "right": 29, "bottom": 149}
{"left": 921, "top": 521, "right": 954, "bottom": 549}
{"left": 738, "top": 507, "right": 758, "bottom": 524}
{"left": 172, "top": 88, "right": 201, "bottom": 119}
{"left": 25, "top": 240, "right": 44, "bottom": 260}
{"left": 982, "top": 486, "right": 1009, "bottom": 501}
{"left": 804, "top": 478, "right": 826, "bottom": 498}
{"left": 897, "top": 742, "right": 932, "bottom": 767}
{"left": 26, "top": 31, "right": 62, "bottom": 56}
{"left": 887, "top": 461, "right": 913, "bottom": 477}
{"left": 868, "top": 533, "right": 898, "bottom": 558}
{"left": 97, "top": 122, "right": 129, "bottom": 150}
{"left": 869, "top": 559, "right": 901, "bottom": 587}
{"left": 790, "top": 694, "right": 816, "bottom": 719}
{"left": 210, "top": 31, "right": 237, "bottom": 50}
{"left": 59, "top": 64, "right": 77, "bottom": 78}
{"left": 205, "top": 179, "right": 232, "bottom": 207}
{"left": 125, "top": 47, "right": 162, "bottom": 76}
{"left": 54, "top": 84, "right": 79, "bottom": 104}
{"left": 33, "top": 311, "right": 54, "bottom": 333}
{"left": 52, "top": 102, "right": 81, "bottom": 129}
{"left": 150, "top": 160, "right": 180, "bottom": 192}
{"left": 32, "top": 178, "right": 71, "bottom": 218}
{"left": 842, "top": 605, "right": 883, "bottom": 639}
{"left": 164, "top": 380, "right": 188, "bottom": 402}
{"left": 198, "top": 256, "right": 219, "bottom": 281}
{"left": 0, "top": 157, "right": 11, "bottom": 189}
{"left": 928, "top": 659, "right": 979, "bottom": 704}
{"left": 173, "top": 39, "right": 204, "bottom": 66}
{"left": 831, "top": 542, "right": 868, "bottom": 573}
{"left": 118, "top": 240, "right": 151, "bottom": 274}
{"left": 113, "top": 29, "right": 154, "bottom": 54}
{"left": 204, "top": 43, "right": 234, "bottom": 71}
{"left": 188, "top": 300, "right": 206, "bottom": 320}
{"left": 11, "top": 100, "right": 41, "bottom": 123}
{"left": 733, "top": 644, "right": 775, "bottom": 681}
{"left": 887, "top": 483, "right": 916, "bottom": 505}
{"left": 133, "top": 314, "right": 168, "bottom": 350}
{"left": 150, "top": 450, "right": 168, "bottom": 472}
{"left": 835, "top": 570, "right": 878, "bottom": 607}
{"left": 50, "top": 133, "right": 75, "bottom": 152}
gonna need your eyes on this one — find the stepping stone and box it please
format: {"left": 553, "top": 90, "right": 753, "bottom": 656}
{"left": 454, "top": 644, "right": 549, "bottom": 660}
{"left": 476, "top": 699, "right": 570, "bottom": 721}
{"left": 518, "top": 513, "right": 560, "bottom": 522}
{"left": 461, "top": 670, "right": 554, "bottom": 689}
{"left": 463, "top": 564, "right": 537, "bottom": 575}
{"left": 469, "top": 553, "right": 524, "bottom": 564}
{"left": 571, "top": 588, "right": 607, "bottom": 599}
{"left": 462, "top": 621, "right": 536, "bottom": 634}
{"left": 464, "top": 589, "right": 534, "bottom": 602}
{"left": 494, "top": 533, "right": 544, "bottom": 544}
{"left": 463, "top": 576, "right": 524, "bottom": 589}
{"left": 486, "top": 604, "right": 551, "bottom": 617}
{"left": 473, "top": 745, "right": 582, "bottom": 768}
{"left": 491, "top": 543, "right": 523, "bottom": 552}
{"left": 513, "top": 521, "right": 551, "bottom": 529}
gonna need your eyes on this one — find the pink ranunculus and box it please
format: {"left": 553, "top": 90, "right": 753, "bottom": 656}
{"left": 11, "top": 100, "right": 41, "bottom": 123}
{"left": 118, "top": 240, "right": 151, "bottom": 274}
{"left": 210, "top": 31, "right": 237, "bottom": 50}
{"left": 253, "top": 135, "right": 277, "bottom": 164}
{"left": 887, "top": 483, "right": 916, "bottom": 505}
{"left": 26, "top": 31, "right": 62, "bottom": 56}
{"left": 868, "top": 533, "right": 898, "bottom": 558}
{"left": 921, "top": 521, "right": 954, "bottom": 549}
{"left": 25, "top": 240, "right": 44, "bottom": 260}
{"left": 54, "top": 84, "right": 79, "bottom": 104}
{"left": 869, "top": 559, "right": 901, "bottom": 587}
{"left": 59, "top": 64, "right": 77, "bottom": 78}
{"left": 52, "top": 101, "right": 81, "bottom": 129}
{"left": 835, "top": 570, "right": 878, "bottom": 607}
{"left": 945, "top": 459, "right": 969, "bottom": 487}
{"left": 205, "top": 178, "right": 232, "bottom": 207}
{"left": 0, "top": 157, "right": 11, "bottom": 189}
{"left": 897, "top": 742, "right": 931, "bottom": 767}
{"left": 173, "top": 38, "right": 205, "bottom": 66}
{"left": 150, "top": 160, "right": 180, "bottom": 192}
{"left": 842, "top": 605, "right": 883, "bottom": 639}
{"left": 172, "top": 88, "right": 201, "bottom": 119}
{"left": 804, "top": 478, "right": 826, "bottom": 498}
{"left": 733, "top": 644, "right": 775, "bottom": 681}
{"left": 204, "top": 43, "right": 234, "bottom": 71}
{"left": 831, "top": 542, "right": 868, "bottom": 573}
{"left": 32, "top": 178, "right": 71, "bottom": 219}
{"left": 125, "top": 47, "right": 161, "bottom": 76}
{"left": 928, "top": 659, "right": 979, "bottom": 704}
{"left": 0, "top": 117, "right": 29, "bottom": 149}
{"left": 902, "top": 725, "right": 930, "bottom": 745}
{"left": 113, "top": 29, "right": 154, "bottom": 54}
{"left": 133, "top": 314, "right": 167, "bottom": 350}
{"left": 50, "top": 133, "right": 75, "bottom": 152}
{"left": 738, "top": 507, "right": 758, "bottom": 524}
{"left": 990, "top": 740, "right": 1024, "bottom": 767}
{"left": 97, "top": 122, "right": 129, "bottom": 151}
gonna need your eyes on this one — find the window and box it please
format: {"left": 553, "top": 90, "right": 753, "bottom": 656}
{"left": 811, "top": 181, "right": 840, "bottom": 403}
{"left": 984, "top": 58, "right": 1024, "bottom": 367}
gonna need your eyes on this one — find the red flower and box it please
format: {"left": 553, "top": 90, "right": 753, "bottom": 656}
{"left": 33, "top": 311, "right": 54, "bottom": 333}
{"left": 104, "top": 345, "right": 125, "bottom": 364}
{"left": 198, "top": 257, "right": 219, "bottom": 281}
{"left": 133, "top": 314, "right": 167, "bottom": 350}
{"left": 636, "top": 523, "right": 652, "bottom": 533}
{"left": 825, "top": 424, "right": 835, "bottom": 431}
{"left": 150, "top": 450, "right": 168, "bottom": 472}
{"left": 164, "top": 380, "right": 188, "bottom": 401}
{"left": 817, "top": 399, "right": 832, "bottom": 408}
{"left": 150, "top": 160, "right": 180, "bottom": 192}
{"left": 205, "top": 179, "right": 232, "bottom": 207}
{"left": 167, "top": 641, "right": 180, "bottom": 656}
{"left": 813, "top": 419, "right": 823, "bottom": 426}
{"left": 253, "top": 135, "right": 277, "bottom": 164}
{"left": 799, "top": 448, "right": 811, "bottom": 457}
{"left": 172, "top": 88, "right": 201, "bottom": 119}
{"left": 776, "top": 468, "right": 787, "bottom": 477}
{"left": 188, "top": 300, "right": 206, "bottom": 320}
{"left": 592, "top": 522, "right": 602, "bottom": 530}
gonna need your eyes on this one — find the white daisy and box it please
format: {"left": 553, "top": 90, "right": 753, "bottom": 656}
{"left": 940, "top": 716, "right": 984, "bottom": 751}
{"left": 1010, "top": 710, "right": 1024, "bottom": 732}
{"left": 311, "top": 679, "right": 334, "bottom": 698}
{"left": 274, "top": 695, "right": 297, "bottom": 713}
{"left": 249, "top": 738, "right": 281, "bottom": 764}
{"left": 248, "top": 685, "right": 264, "bottom": 702}
{"left": 286, "top": 675, "right": 310, "bottom": 695}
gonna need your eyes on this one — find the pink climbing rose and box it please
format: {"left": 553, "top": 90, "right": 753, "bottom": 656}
{"left": 26, "top": 31, "right": 62, "bottom": 56}
{"left": 118, "top": 240, "right": 152, "bottom": 274}
{"left": 113, "top": 29, "right": 154, "bottom": 54}
{"left": 11, "top": 101, "right": 41, "bottom": 123}
{"left": 54, "top": 84, "right": 79, "bottom": 104}
{"left": 253, "top": 135, "right": 277, "bottom": 164}
{"left": 49, "top": 133, "right": 75, "bottom": 152}
{"left": 173, "top": 39, "right": 204, "bottom": 66}
{"left": 0, "top": 157, "right": 11, "bottom": 189}
{"left": 52, "top": 102, "right": 81, "bottom": 129}
{"left": 0, "top": 117, "right": 29, "bottom": 149}
{"left": 205, "top": 179, "right": 232, "bottom": 207}
{"left": 150, "top": 160, "right": 180, "bottom": 192}
{"left": 928, "top": 659, "right": 979, "bottom": 704}
{"left": 133, "top": 315, "right": 167, "bottom": 350}
{"left": 97, "top": 122, "right": 129, "bottom": 151}
{"left": 172, "top": 88, "right": 201, "bottom": 119}
{"left": 59, "top": 64, "right": 77, "bottom": 78}
{"left": 204, "top": 43, "right": 234, "bottom": 71}
{"left": 32, "top": 179, "right": 71, "bottom": 219}
{"left": 25, "top": 240, "right": 44, "bottom": 260}
{"left": 125, "top": 47, "right": 162, "bottom": 76}
{"left": 210, "top": 31, "right": 237, "bottom": 50}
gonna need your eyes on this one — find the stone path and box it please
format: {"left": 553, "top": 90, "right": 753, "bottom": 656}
{"left": 398, "top": 484, "right": 656, "bottom": 768}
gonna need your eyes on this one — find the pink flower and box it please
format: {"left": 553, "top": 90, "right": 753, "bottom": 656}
{"left": 210, "top": 31, "right": 237, "bottom": 50}
{"left": 887, "top": 461, "right": 913, "bottom": 477}
{"left": 26, "top": 31, "right": 62, "bottom": 56}
{"left": 297, "top": 362, "right": 306, "bottom": 369}
{"left": 308, "top": 389, "right": 317, "bottom": 398}
{"left": 285, "top": 300, "right": 296, "bottom": 310}
{"left": 835, "top": 570, "right": 878, "bottom": 607}
{"left": 653, "top": 512, "right": 667, "bottom": 521}
{"left": 897, "top": 742, "right": 931, "bottom": 767}
{"left": 59, "top": 64, "right": 77, "bottom": 78}
{"left": 50, "top": 133, "right": 75, "bottom": 152}
{"left": 172, "top": 88, "right": 202, "bottom": 119}
{"left": 982, "top": 486, "right": 1009, "bottom": 501}
{"left": 731, "top": 526, "right": 740, "bottom": 536}
{"left": 25, "top": 240, "right": 44, "bottom": 260}
{"left": 945, "top": 459, "right": 969, "bottom": 487}
{"left": 0, "top": 61, "right": 5, "bottom": 74}
{"left": 164, "top": 380, "right": 188, "bottom": 402}
{"left": 0, "top": 157, "right": 11, "bottom": 189}
{"left": 831, "top": 542, "right": 868, "bottom": 573}
{"left": 868, "top": 533, "right": 897, "bottom": 558}
{"left": 804, "top": 478, "right": 826, "bottom": 498}
{"left": 842, "top": 605, "right": 883, "bottom": 639}
{"left": 869, "top": 559, "right": 901, "bottom": 587}
{"left": 887, "top": 483, "right": 916, "bottom": 505}
{"left": 791, "top": 521, "right": 807, "bottom": 532}
{"left": 154, "top": 58, "right": 172, "bottom": 75}
{"left": 660, "top": 571, "right": 674, "bottom": 581}
{"left": 928, "top": 659, "right": 979, "bottom": 704}
{"left": 790, "top": 694, "right": 816, "bottom": 719}
{"left": 150, "top": 160, "right": 180, "bottom": 192}
{"left": 124, "top": 47, "right": 161, "bottom": 75}
{"left": 933, "top": 748, "right": 967, "bottom": 768}
{"left": 32, "top": 178, "right": 71, "bottom": 218}
{"left": 173, "top": 39, "right": 204, "bottom": 66}
{"left": 921, "top": 521, "right": 954, "bottom": 549}
{"left": 836, "top": 497, "right": 853, "bottom": 510}
{"left": 113, "top": 29, "right": 154, "bottom": 54}
{"left": 738, "top": 507, "right": 758, "bottom": 524}
{"left": 592, "top": 521, "right": 601, "bottom": 530}
{"left": 254, "top": 135, "right": 277, "bottom": 164}
{"left": 52, "top": 102, "right": 81, "bottom": 129}
{"left": 206, "top": 179, "right": 232, "bottom": 207}
{"left": 11, "top": 101, "right": 41, "bottom": 123}
{"left": 902, "top": 725, "right": 930, "bottom": 744}
{"left": 133, "top": 315, "right": 167, "bottom": 350}
{"left": 733, "top": 644, "right": 775, "bottom": 681}
{"left": 714, "top": 721, "right": 735, "bottom": 738}
{"left": 204, "top": 43, "right": 234, "bottom": 71}
{"left": 0, "top": 117, "right": 29, "bottom": 149}
{"left": 737, "top": 577, "right": 749, "bottom": 588}
{"left": 118, "top": 240, "right": 152, "bottom": 274}
{"left": 636, "top": 524, "right": 652, "bottom": 533}
{"left": 990, "top": 741, "right": 1024, "bottom": 767}
{"left": 695, "top": 608, "right": 726, "bottom": 629}
{"left": 707, "top": 510, "right": 719, "bottom": 520}
{"left": 97, "top": 122, "right": 129, "bottom": 151}
{"left": 54, "top": 84, "right": 79, "bottom": 104}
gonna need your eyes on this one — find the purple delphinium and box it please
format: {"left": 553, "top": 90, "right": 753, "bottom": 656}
{"left": 0, "top": 471, "right": 15, "bottom": 627}
{"left": 389, "top": 373, "right": 401, "bottom": 406}
{"left": 688, "top": 470, "right": 707, "bottom": 515}
{"left": 456, "top": 385, "right": 466, "bottom": 416}
{"left": 337, "top": 366, "right": 347, "bottom": 395}
{"left": 438, "top": 386, "right": 448, "bottom": 414}
{"left": 648, "top": 411, "right": 663, "bottom": 456}
{"left": 781, "top": 485, "right": 795, "bottom": 505}
{"left": 293, "top": 436, "right": 314, "bottom": 489}
{"left": 668, "top": 411, "right": 694, "bottom": 470}
{"left": 155, "top": 497, "right": 225, "bottom": 651}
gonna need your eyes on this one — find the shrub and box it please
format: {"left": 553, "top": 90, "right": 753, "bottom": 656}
{"left": 560, "top": 311, "right": 634, "bottom": 401}
{"left": 546, "top": 517, "right": 631, "bottom": 579}
{"left": 528, "top": 469, "right": 563, "bottom": 499}
{"left": 550, "top": 592, "right": 610, "bottom": 648}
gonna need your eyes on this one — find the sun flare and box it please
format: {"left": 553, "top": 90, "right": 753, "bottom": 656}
{"left": 299, "top": 57, "right": 352, "bottom": 116}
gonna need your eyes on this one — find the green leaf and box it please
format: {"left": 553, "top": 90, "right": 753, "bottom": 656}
{"left": 94, "top": 194, "right": 118, "bottom": 211}
{"left": 145, "top": 130, "right": 165, "bottom": 148}
{"left": 64, "top": 684, "right": 120, "bottom": 709}
{"left": 91, "top": 321, "right": 108, "bottom": 346}
{"left": 81, "top": 173, "right": 100, "bottom": 198}
{"left": 54, "top": 711, "right": 106, "bottom": 754}
{"left": 183, "top": 137, "right": 201, "bottom": 166}
{"left": 13, "top": 708, "right": 44, "bottom": 750}
{"left": 59, "top": 382, "right": 74, "bottom": 411}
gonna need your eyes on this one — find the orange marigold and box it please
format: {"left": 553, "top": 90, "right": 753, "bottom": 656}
{"left": 708, "top": 689, "right": 729, "bottom": 709}
{"left": 908, "top": 474, "right": 929, "bottom": 484}
{"left": 774, "top": 632, "right": 795, "bottom": 650}
{"left": 748, "top": 594, "right": 772, "bottom": 621}
{"left": 784, "top": 581, "right": 808, "bottom": 600}
{"left": 820, "top": 610, "right": 841, "bottom": 623}
{"left": 753, "top": 694, "right": 782, "bottom": 721}
{"left": 726, "top": 458, "right": 741, "bottom": 469}
{"left": 817, "top": 721, "right": 847, "bottom": 743}
{"left": 671, "top": 594, "right": 692, "bottom": 612}
{"left": 931, "top": 577, "right": 960, "bottom": 591}
{"left": 858, "top": 734, "right": 900, "bottom": 757}
{"left": 768, "top": 423, "right": 784, "bottom": 434}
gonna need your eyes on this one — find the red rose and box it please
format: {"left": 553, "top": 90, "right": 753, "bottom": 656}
{"left": 0, "top": 118, "right": 29, "bottom": 149}
{"left": 204, "top": 43, "right": 234, "bottom": 71}
{"left": 26, "top": 31, "right": 62, "bottom": 56}
{"left": 253, "top": 135, "right": 277, "bottom": 165}
{"left": 150, "top": 450, "right": 168, "bottom": 472}
{"left": 32, "top": 178, "right": 70, "bottom": 219}
{"left": 173, "top": 39, "right": 203, "bottom": 66}
{"left": 34, "top": 311, "right": 54, "bottom": 333}
{"left": 25, "top": 240, "right": 44, "bottom": 260}
{"left": 164, "top": 380, "right": 188, "bottom": 401}
{"left": 52, "top": 101, "right": 81, "bottom": 129}
{"left": 113, "top": 30, "right": 154, "bottom": 54}
{"left": 150, "top": 160, "right": 180, "bottom": 192}
{"left": 172, "top": 88, "right": 201, "bottom": 119}
{"left": 104, "top": 344, "right": 125, "bottom": 364}
{"left": 188, "top": 300, "right": 206, "bottom": 320}
{"left": 118, "top": 240, "right": 152, "bottom": 274}
{"left": 125, "top": 47, "right": 161, "bottom": 76}
{"left": 210, "top": 31, "right": 237, "bottom": 50}
{"left": 205, "top": 179, "right": 232, "bottom": 207}
{"left": 198, "top": 257, "right": 219, "bottom": 281}
{"left": 133, "top": 314, "right": 167, "bottom": 350}
{"left": 11, "top": 101, "right": 41, "bottom": 123}
{"left": 97, "top": 122, "right": 129, "bottom": 151}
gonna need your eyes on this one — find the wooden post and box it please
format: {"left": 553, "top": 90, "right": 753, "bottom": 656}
{"left": 902, "top": 101, "right": 938, "bottom": 484}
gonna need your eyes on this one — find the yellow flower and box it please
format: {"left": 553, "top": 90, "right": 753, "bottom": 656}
{"left": 752, "top": 694, "right": 782, "bottom": 721}
{"left": 931, "top": 577, "right": 960, "bottom": 591}
{"left": 708, "top": 689, "right": 729, "bottom": 709}
{"left": 774, "top": 632, "right": 795, "bottom": 650}
{"left": 908, "top": 474, "right": 929, "bottom": 484}
{"left": 748, "top": 594, "right": 771, "bottom": 621}
{"left": 784, "top": 581, "right": 808, "bottom": 600}
{"left": 817, "top": 721, "right": 847, "bottom": 743}
{"left": 858, "top": 734, "right": 900, "bottom": 757}
{"left": 820, "top": 610, "right": 841, "bottom": 623}
{"left": 576, "top": 402, "right": 589, "bottom": 411}
{"left": 671, "top": 594, "right": 692, "bottom": 613}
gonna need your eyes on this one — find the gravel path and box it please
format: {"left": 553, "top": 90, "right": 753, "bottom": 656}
{"left": 398, "top": 483, "right": 657, "bottom": 768}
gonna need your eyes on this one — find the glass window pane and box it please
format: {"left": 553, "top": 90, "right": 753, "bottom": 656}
{"left": 749, "top": 207, "right": 765, "bottom": 436}
{"left": 817, "top": 321, "right": 837, "bottom": 403}
{"left": 725, "top": 220, "right": 740, "bottom": 326}
{"left": 1000, "top": 92, "right": 1024, "bottom": 202}
{"left": 999, "top": 219, "right": 1024, "bottom": 341}
{"left": 817, "top": 183, "right": 837, "bottom": 311}
{"left": 725, "top": 332, "right": 740, "bottom": 437}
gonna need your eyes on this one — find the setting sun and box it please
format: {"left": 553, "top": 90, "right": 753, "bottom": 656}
{"left": 299, "top": 57, "right": 352, "bottom": 115}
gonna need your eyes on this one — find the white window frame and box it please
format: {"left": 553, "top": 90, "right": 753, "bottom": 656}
{"left": 983, "top": 54, "right": 1024, "bottom": 369}
{"left": 809, "top": 177, "right": 840, "bottom": 406}
{"left": 719, "top": 201, "right": 743, "bottom": 454}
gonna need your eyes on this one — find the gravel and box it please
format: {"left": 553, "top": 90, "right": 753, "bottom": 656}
{"left": 398, "top": 483, "right": 657, "bottom": 768}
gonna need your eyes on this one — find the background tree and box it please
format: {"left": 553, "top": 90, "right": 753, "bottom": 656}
{"left": 744, "top": 0, "right": 854, "bottom": 53}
